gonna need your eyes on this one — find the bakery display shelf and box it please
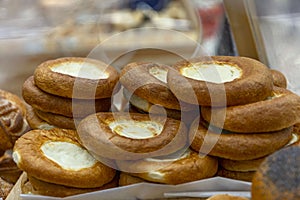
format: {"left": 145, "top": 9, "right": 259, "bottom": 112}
{"left": 6, "top": 172, "right": 251, "bottom": 200}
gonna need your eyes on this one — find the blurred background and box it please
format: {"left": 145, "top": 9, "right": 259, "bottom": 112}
{"left": 1, "top": 0, "right": 299, "bottom": 97}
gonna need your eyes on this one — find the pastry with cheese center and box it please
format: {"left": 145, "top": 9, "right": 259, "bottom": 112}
{"left": 119, "top": 62, "right": 195, "bottom": 111}
{"left": 13, "top": 128, "right": 116, "bottom": 188}
{"left": 168, "top": 56, "right": 273, "bottom": 106}
{"left": 77, "top": 112, "right": 188, "bottom": 160}
{"left": 23, "top": 76, "right": 112, "bottom": 118}
{"left": 34, "top": 57, "right": 120, "bottom": 99}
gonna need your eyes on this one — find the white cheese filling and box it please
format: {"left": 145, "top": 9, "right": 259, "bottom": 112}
{"left": 181, "top": 63, "right": 242, "bottom": 83}
{"left": 149, "top": 66, "right": 168, "bottom": 83}
{"left": 41, "top": 141, "right": 97, "bottom": 171}
{"left": 109, "top": 120, "right": 163, "bottom": 139}
{"left": 51, "top": 62, "right": 109, "bottom": 80}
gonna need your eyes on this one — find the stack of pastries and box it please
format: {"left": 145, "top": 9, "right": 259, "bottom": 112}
{"left": 22, "top": 57, "right": 119, "bottom": 130}
{"left": 1, "top": 55, "right": 299, "bottom": 199}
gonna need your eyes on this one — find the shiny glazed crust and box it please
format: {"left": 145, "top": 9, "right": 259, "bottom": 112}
{"left": 119, "top": 62, "right": 194, "bottom": 111}
{"left": 23, "top": 174, "right": 118, "bottom": 197}
{"left": 13, "top": 128, "right": 116, "bottom": 188}
{"left": 77, "top": 112, "right": 188, "bottom": 160}
{"left": 116, "top": 149, "right": 218, "bottom": 184}
{"left": 201, "top": 87, "right": 300, "bottom": 133}
{"left": 251, "top": 146, "right": 300, "bottom": 200}
{"left": 0, "top": 89, "right": 30, "bottom": 152}
{"left": 190, "top": 122, "right": 292, "bottom": 160}
{"left": 23, "top": 76, "right": 111, "bottom": 118}
{"left": 168, "top": 56, "right": 273, "bottom": 106}
{"left": 270, "top": 69, "right": 287, "bottom": 88}
{"left": 34, "top": 57, "right": 120, "bottom": 99}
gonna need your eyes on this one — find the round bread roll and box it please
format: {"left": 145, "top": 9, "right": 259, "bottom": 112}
{"left": 217, "top": 167, "right": 255, "bottom": 182}
{"left": 34, "top": 57, "right": 120, "bottom": 99}
{"left": 123, "top": 88, "right": 199, "bottom": 124}
{"left": 119, "top": 62, "right": 195, "bottom": 111}
{"left": 190, "top": 122, "right": 292, "bottom": 160}
{"left": 23, "top": 76, "right": 111, "bottom": 118}
{"left": 0, "top": 89, "right": 30, "bottom": 153}
{"left": 201, "top": 87, "right": 300, "bottom": 133}
{"left": 23, "top": 174, "right": 118, "bottom": 197}
{"left": 270, "top": 69, "right": 287, "bottom": 88}
{"left": 168, "top": 56, "right": 273, "bottom": 106}
{"left": 119, "top": 172, "right": 146, "bottom": 186}
{"left": 219, "top": 157, "right": 265, "bottom": 172}
{"left": 34, "top": 108, "right": 81, "bottom": 130}
{"left": 251, "top": 146, "right": 300, "bottom": 200}
{"left": 13, "top": 128, "right": 116, "bottom": 188}
{"left": 116, "top": 148, "right": 218, "bottom": 184}
{"left": 207, "top": 194, "right": 249, "bottom": 200}
{"left": 25, "top": 105, "right": 55, "bottom": 130}
{"left": 77, "top": 112, "right": 188, "bottom": 160}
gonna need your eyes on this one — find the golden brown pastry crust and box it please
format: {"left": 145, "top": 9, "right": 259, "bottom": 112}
{"left": 251, "top": 146, "right": 300, "bottom": 200}
{"left": 168, "top": 56, "right": 273, "bottom": 106}
{"left": 13, "top": 128, "right": 116, "bottom": 188}
{"left": 23, "top": 174, "right": 118, "bottom": 197}
{"left": 119, "top": 62, "right": 194, "bottom": 111}
{"left": 219, "top": 157, "right": 265, "bottom": 172}
{"left": 190, "top": 122, "right": 292, "bottom": 160}
{"left": 118, "top": 172, "right": 146, "bottom": 186}
{"left": 270, "top": 69, "right": 287, "bottom": 88}
{"left": 34, "top": 57, "right": 120, "bottom": 99}
{"left": 0, "top": 89, "right": 30, "bottom": 152}
{"left": 77, "top": 112, "right": 188, "bottom": 160}
{"left": 23, "top": 76, "right": 111, "bottom": 118}
{"left": 201, "top": 87, "right": 300, "bottom": 133}
{"left": 34, "top": 108, "right": 81, "bottom": 130}
{"left": 0, "top": 89, "right": 26, "bottom": 115}
{"left": 116, "top": 149, "right": 218, "bottom": 184}
{"left": 25, "top": 105, "right": 56, "bottom": 130}
{"left": 217, "top": 167, "right": 255, "bottom": 182}
{"left": 123, "top": 88, "right": 199, "bottom": 124}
